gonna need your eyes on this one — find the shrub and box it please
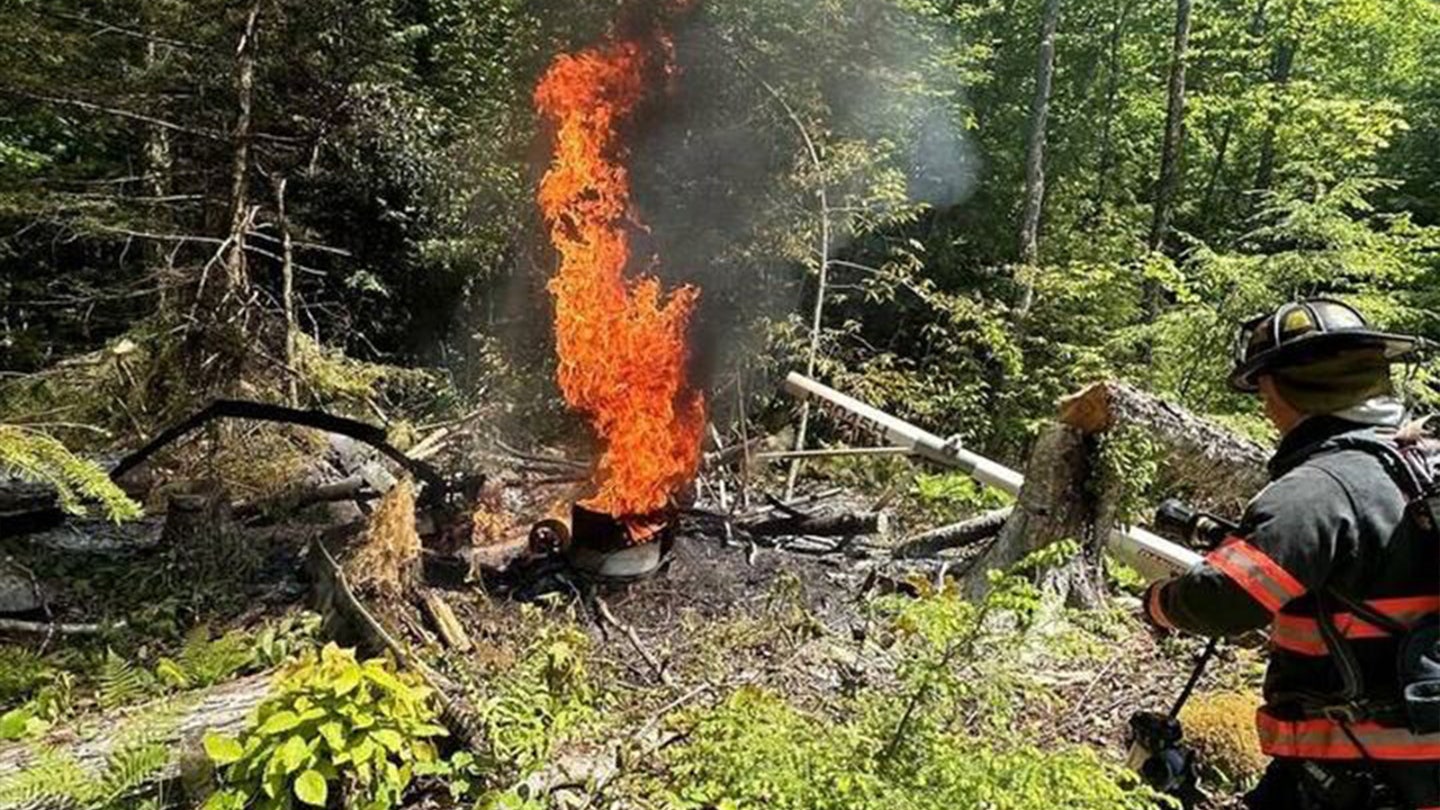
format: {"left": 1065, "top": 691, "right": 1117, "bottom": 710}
{"left": 203, "top": 644, "right": 446, "bottom": 810}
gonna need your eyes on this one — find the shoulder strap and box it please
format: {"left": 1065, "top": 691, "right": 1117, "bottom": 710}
{"left": 1327, "top": 434, "right": 1427, "bottom": 501}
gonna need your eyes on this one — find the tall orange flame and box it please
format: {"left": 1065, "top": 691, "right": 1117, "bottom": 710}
{"left": 535, "top": 35, "right": 705, "bottom": 534}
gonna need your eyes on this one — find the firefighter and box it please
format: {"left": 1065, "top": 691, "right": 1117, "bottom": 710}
{"left": 1143, "top": 299, "right": 1440, "bottom": 809}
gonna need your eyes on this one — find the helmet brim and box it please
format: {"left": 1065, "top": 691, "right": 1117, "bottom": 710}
{"left": 1228, "top": 330, "right": 1421, "bottom": 393}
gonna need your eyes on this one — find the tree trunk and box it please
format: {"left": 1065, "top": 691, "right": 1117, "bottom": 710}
{"left": 142, "top": 35, "right": 176, "bottom": 312}
{"left": 270, "top": 173, "right": 298, "bottom": 405}
{"left": 742, "top": 510, "right": 888, "bottom": 538}
{"left": 961, "top": 424, "right": 1105, "bottom": 608}
{"left": 1253, "top": 35, "right": 1296, "bottom": 194}
{"left": 222, "top": 0, "right": 262, "bottom": 300}
{"left": 1016, "top": 0, "right": 1062, "bottom": 315}
{"left": 1148, "top": 0, "right": 1193, "bottom": 257}
{"left": 1057, "top": 380, "right": 1270, "bottom": 513}
{"left": 1200, "top": 0, "right": 1270, "bottom": 216}
{"left": 1085, "top": 0, "right": 1136, "bottom": 227}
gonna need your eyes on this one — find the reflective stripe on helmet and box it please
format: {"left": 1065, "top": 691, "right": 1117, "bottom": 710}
{"left": 1205, "top": 537, "right": 1306, "bottom": 613}
{"left": 1257, "top": 710, "right": 1440, "bottom": 761}
{"left": 1271, "top": 595, "right": 1440, "bottom": 656}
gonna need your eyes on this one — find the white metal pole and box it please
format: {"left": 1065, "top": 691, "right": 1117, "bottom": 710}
{"left": 782, "top": 372, "right": 1202, "bottom": 581}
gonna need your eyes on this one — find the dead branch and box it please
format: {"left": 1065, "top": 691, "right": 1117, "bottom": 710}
{"left": 0, "top": 617, "right": 119, "bottom": 636}
{"left": 419, "top": 590, "right": 472, "bottom": 652}
{"left": 595, "top": 596, "right": 673, "bottom": 687}
{"left": 892, "top": 508, "right": 1013, "bottom": 559}
{"left": 742, "top": 510, "right": 888, "bottom": 538}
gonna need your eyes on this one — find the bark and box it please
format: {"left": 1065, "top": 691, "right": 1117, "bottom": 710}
{"left": 1148, "top": 0, "right": 1193, "bottom": 255}
{"left": 1016, "top": 0, "right": 1062, "bottom": 301}
{"left": 0, "top": 561, "right": 42, "bottom": 614}
{"left": 21, "top": 517, "right": 166, "bottom": 554}
{"left": 1057, "top": 380, "right": 1269, "bottom": 513}
{"left": 892, "top": 507, "right": 1012, "bottom": 559}
{"left": 961, "top": 424, "right": 1105, "bottom": 608}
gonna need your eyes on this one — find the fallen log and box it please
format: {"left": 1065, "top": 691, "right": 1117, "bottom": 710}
{"left": 1059, "top": 380, "right": 1269, "bottom": 512}
{"left": 2, "top": 400, "right": 455, "bottom": 540}
{"left": 892, "top": 508, "right": 1012, "bottom": 559}
{"left": 741, "top": 510, "right": 889, "bottom": 538}
{"left": 20, "top": 517, "right": 165, "bottom": 554}
{"left": 0, "top": 671, "right": 273, "bottom": 799}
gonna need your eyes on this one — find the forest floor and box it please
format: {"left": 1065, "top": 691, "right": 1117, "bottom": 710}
{"left": 0, "top": 421, "right": 1267, "bottom": 809}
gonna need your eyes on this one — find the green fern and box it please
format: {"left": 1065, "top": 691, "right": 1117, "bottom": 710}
{"left": 155, "top": 626, "right": 254, "bottom": 689}
{"left": 0, "top": 646, "right": 49, "bottom": 705}
{"left": 0, "top": 699, "right": 182, "bottom": 809}
{"left": 93, "top": 740, "right": 169, "bottom": 807}
{"left": 98, "top": 650, "right": 153, "bottom": 711}
{"left": 0, "top": 425, "right": 141, "bottom": 522}
{"left": 0, "top": 747, "right": 91, "bottom": 807}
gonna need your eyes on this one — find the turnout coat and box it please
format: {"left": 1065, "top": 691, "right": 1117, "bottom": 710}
{"left": 1145, "top": 415, "right": 1440, "bottom": 807}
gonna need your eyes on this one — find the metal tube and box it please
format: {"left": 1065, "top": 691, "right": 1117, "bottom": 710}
{"left": 781, "top": 372, "right": 1202, "bottom": 582}
{"left": 782, "top": 373, "right": 1025, "bottom": 493}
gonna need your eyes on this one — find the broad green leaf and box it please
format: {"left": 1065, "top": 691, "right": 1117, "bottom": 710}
{"left": 332, "top": 667, "right": 361, "bottom": 696}
{"left": 203, "top": 732, "right": 246, "bottom": 765}
{"left": 258, "top": 710, "right": 301, "bottom": 735}
{"left": 293, "top": 769, "right": 328, "bottom": 807}
{"left": 280, "top": 734, "right": 310, "bottom": 773}
{"left": 371, "top": 728, "right": 403, "bottom": 752}
{"left": 0, "top": 708, "right": 31, "bottom": 741}
{"left": 318, "top": 720, "right": 346, "bottom": 750}
{"left": 155, "top": 658, "right": 189, "bottom": 688}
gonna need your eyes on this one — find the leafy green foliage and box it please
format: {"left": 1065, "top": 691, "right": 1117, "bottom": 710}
{"left": 0, "top": 425, "right": 140, "bottom": 521}
{"left": 910, "top": 470, "right": 1014, "bottom": 521}
{"left": 472, "top": 621, "right": 596, "bottom": 778}
{"left": 204, "top": 644, "right": 446, "bottom": 810}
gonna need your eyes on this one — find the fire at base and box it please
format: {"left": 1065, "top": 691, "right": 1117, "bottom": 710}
{"left": 534, "top": 32, "right": 705, "bottom": 540}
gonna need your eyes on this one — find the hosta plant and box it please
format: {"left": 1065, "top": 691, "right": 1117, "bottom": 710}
{"left": 202, "top": 644, "right": 446, "bottom": 810}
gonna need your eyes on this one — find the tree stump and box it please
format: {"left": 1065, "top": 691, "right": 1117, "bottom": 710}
{"left": 961, "top": 424, "right": 1107, "bottom": 608}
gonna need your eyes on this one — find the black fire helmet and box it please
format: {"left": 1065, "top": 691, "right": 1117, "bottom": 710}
{"left": 1229, "top": 298, "right": 1422, "bottom": 393}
